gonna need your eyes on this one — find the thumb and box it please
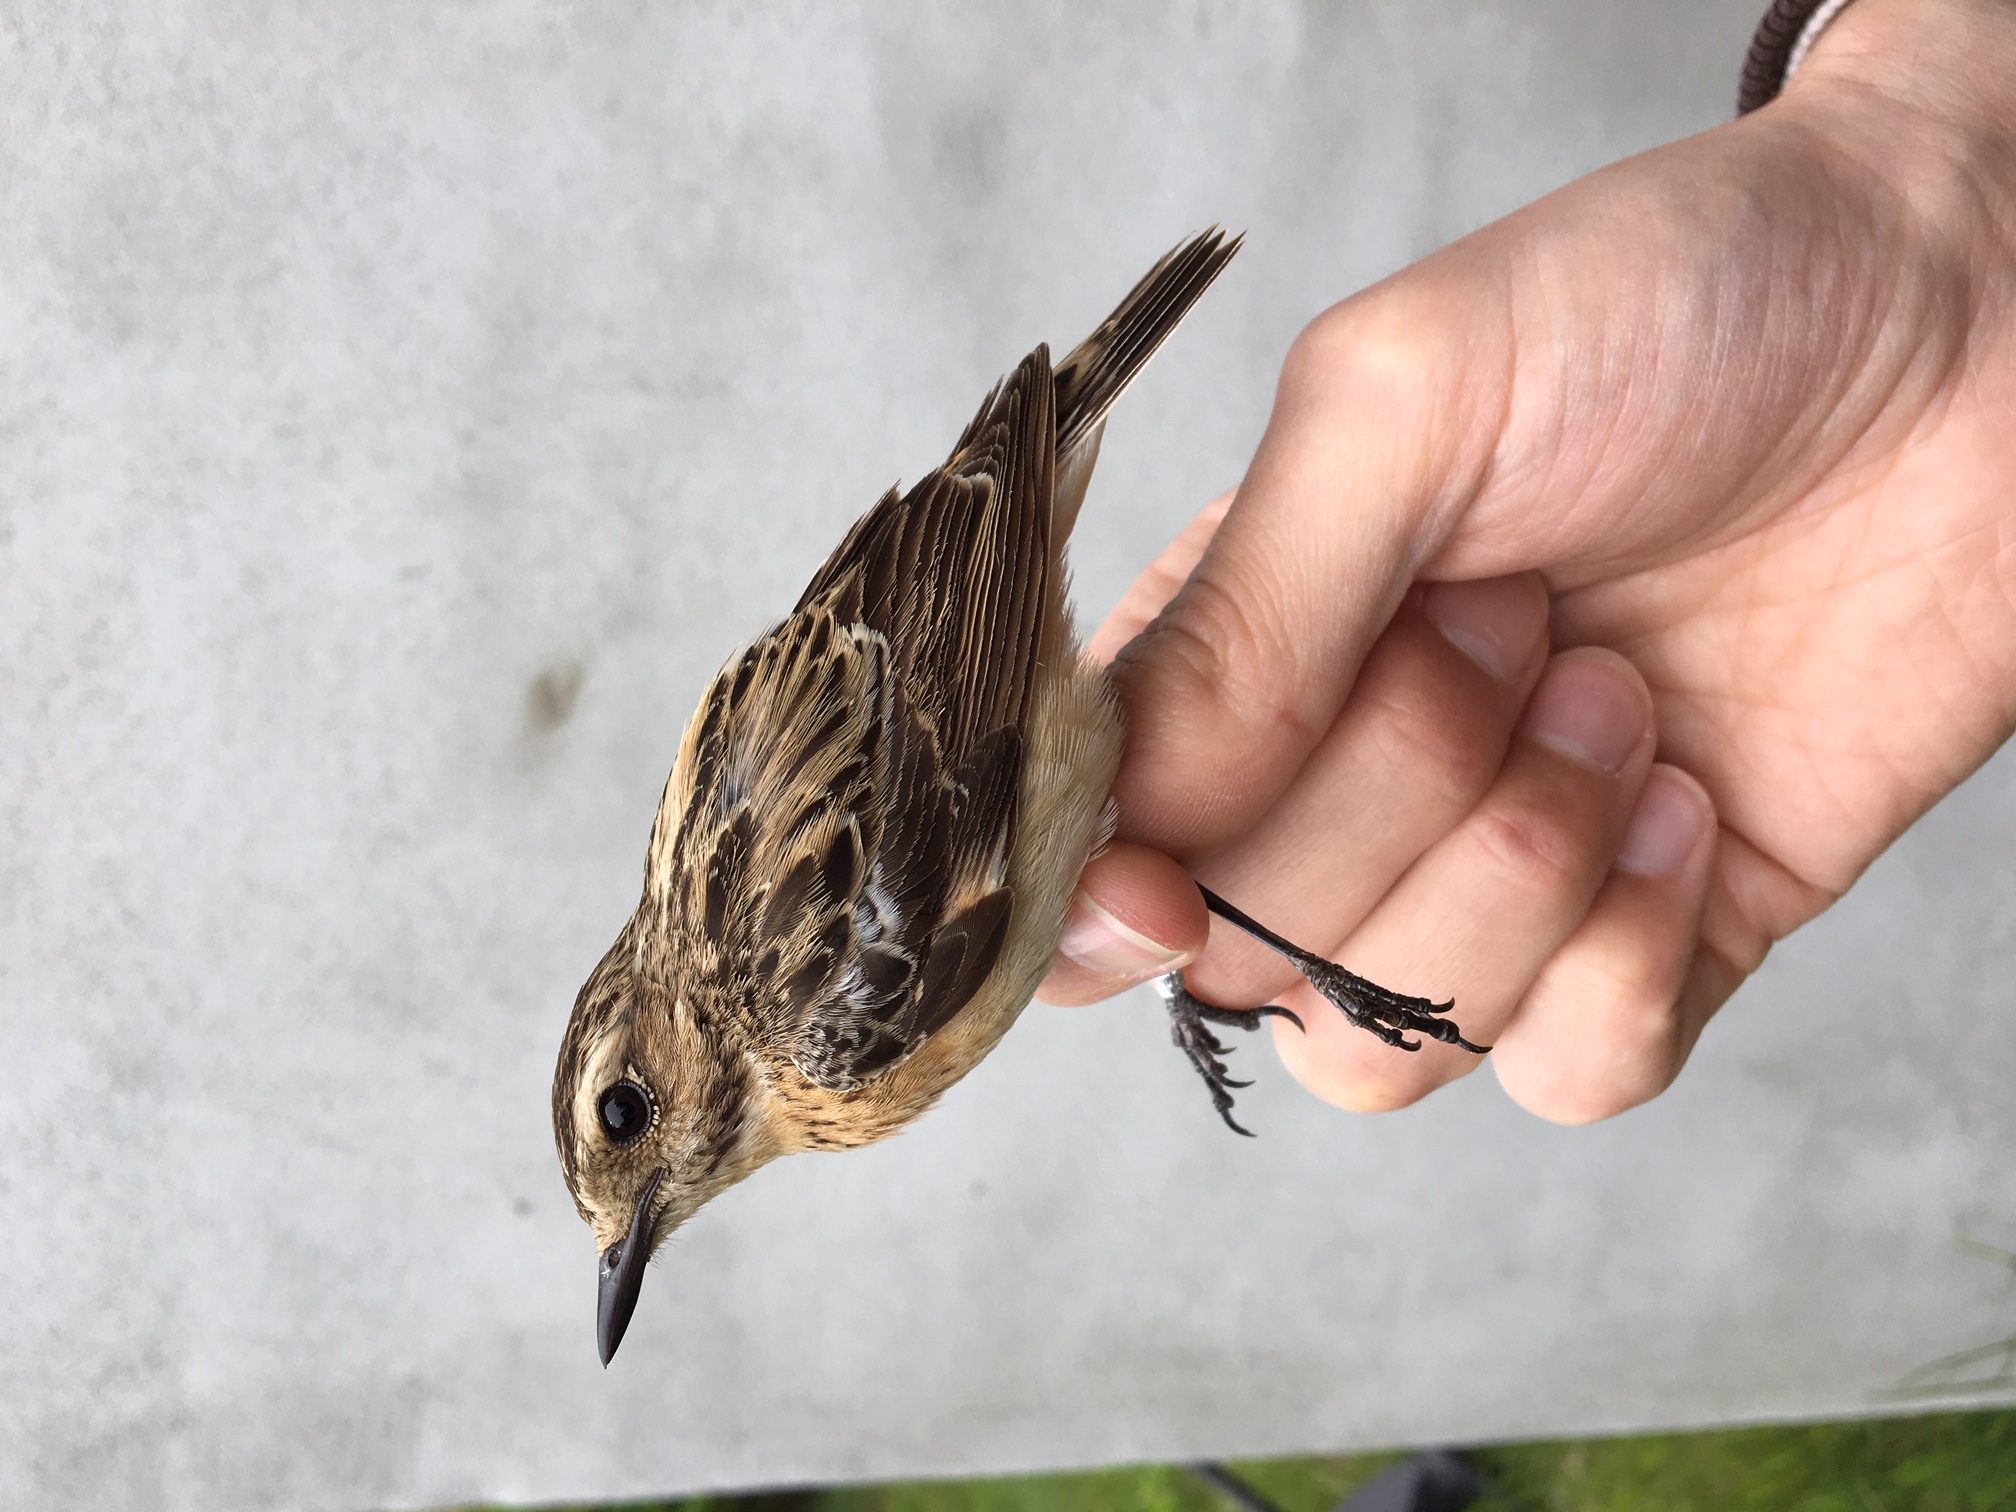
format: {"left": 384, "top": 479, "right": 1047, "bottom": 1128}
{"left": 1107, "top": 278, "right": 1507, "bottom": 856}
{"left": 1035, "top": 840, "right": 1208, "bottom": 1006}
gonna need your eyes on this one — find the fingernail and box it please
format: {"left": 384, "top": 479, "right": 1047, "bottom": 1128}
{"left": 1520, "top": 657, "right": 1646, "bottom": 774}
{"left": 1615, "top": 770, "right": 1706, "bottom": 876}
{"left": 1422, "top": 578, "right": 1544, "bottom": 685}
{"left": 1056, "top": 891, "right": 1190, "bottom": 981}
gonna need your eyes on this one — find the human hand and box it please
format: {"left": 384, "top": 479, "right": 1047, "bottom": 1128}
{"left": 1039, "top": 0, "right": 2016, "bottom": 1123}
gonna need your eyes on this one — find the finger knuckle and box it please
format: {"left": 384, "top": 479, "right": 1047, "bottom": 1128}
{"left": 1151, "top": 573, "right": 1323, "bottom": 751}
{"left": 1278, "top": 292, "right": 1452, "bottom": 418}
{"left": 1502, "top": 987, "right": 1686, "bottom": 1126}
{"left": 1468, "top": 794, "right": 1596, "bottom": 897}
{"left": 1529, "top": 1061, "right": 1674, "bottom": 1126}
{"left": 1337, "top": 1064, "right": 1439, "bottom": 1114}
{"left": 1278, "top": 1013, "right": 1453, "bottom": 1115}
{"left": 1328, "top": 1044, "right": 1477, "bottom": 1115}
{"left": 1362, "top": 680, "right": 1505, "bottom": 810}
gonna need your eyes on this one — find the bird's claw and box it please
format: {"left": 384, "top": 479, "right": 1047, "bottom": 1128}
{"left": 1296, "top": 957, "right": 1489, "bottom": 1055}
{"left": 1155, "top": 888, "right": 1489, "bottom": 1135}
{"left": 1155, "top": 974, "right": 1301, "bottom": 1137}
{"left": 1197, "top": 886, "right": 1489, "bottom": 1057}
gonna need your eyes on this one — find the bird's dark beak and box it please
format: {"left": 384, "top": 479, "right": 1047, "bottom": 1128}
{"left": 597, "top": 1167, "right": 663, "bottom": 1366}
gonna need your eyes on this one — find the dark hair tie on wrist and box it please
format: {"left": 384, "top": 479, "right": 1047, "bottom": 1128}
{"left": 1738, "top": 0, "right": 1857, "bottom": 115}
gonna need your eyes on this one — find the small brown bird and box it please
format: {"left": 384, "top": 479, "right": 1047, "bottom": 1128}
{"left": 553, "top": 232, "right": 1483, "bottom": 1364}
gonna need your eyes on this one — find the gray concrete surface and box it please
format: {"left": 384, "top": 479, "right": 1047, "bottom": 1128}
{"left": 6, "top": 3, "right": 2016, "bottom": 1509}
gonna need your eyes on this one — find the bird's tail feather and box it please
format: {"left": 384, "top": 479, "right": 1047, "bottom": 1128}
{"left": 1052, "top": 228, "right": 1242, "bottom": 466}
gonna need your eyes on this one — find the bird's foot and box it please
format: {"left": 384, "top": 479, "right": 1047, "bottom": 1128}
{"left": 1155, "top": 973, "right": 1303, "bottom": 1137}
{"left": 1199, "top": 887, "right": 1489, "bottom": 1055}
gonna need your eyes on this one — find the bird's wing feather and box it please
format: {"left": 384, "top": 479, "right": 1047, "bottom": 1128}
{"left": 654, "top": 235, "right": 1241, "bottom": 1092}
{"left": 797, "top": 344, "right": 1057, "bottom": 758}
{"left": 652, "top": 611, "right": 1020, "bottom": 1091}
{"left": 656, "top": 351, "right": 1058, "bottom": 1090}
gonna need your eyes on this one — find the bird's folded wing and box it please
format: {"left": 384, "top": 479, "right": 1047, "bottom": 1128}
{"left": 658, "top": 348, "right": 1062, "bottom": 1089}
{"left": 651, "top": 606, "right": 1020, "bottom": 1091}
{"left": 796, "top": 343, "right": 1057, "bottom": 764}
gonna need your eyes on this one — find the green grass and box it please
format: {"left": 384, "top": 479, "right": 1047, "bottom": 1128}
{"left": 1463, "top": 1406, "right": 2016, "bottom": 1511}
{"left": 483, "top": 1406, "right": 2016, "bottom": 1512}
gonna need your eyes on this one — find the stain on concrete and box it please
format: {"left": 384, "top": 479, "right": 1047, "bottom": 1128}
{"left": 526, "top": 662, "right": 585, "bottom": 733}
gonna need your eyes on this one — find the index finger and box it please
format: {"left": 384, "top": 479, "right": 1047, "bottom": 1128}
{"left": 1107, "top": 281, "right": 1509, "bottom": 855}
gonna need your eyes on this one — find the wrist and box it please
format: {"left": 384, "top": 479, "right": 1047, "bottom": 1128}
{"left": 1774, "top": 0, "right": 2016, "bottom": 236}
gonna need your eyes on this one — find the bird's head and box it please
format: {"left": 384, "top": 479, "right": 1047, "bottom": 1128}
{"left": 552, "top": 917, "right": 775, "bottom": 1364}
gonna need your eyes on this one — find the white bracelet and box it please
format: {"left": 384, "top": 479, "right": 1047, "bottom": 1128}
{"left": 1784, "top": 0, "right": 1858, "bottom": 81}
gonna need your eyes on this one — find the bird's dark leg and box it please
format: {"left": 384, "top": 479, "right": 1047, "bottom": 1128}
{"left": 1155, "top": 973, "right": 1303, "bottom": 1137}
{"left": 1199, "top": 886, "right": 1490, "bottom": 1055}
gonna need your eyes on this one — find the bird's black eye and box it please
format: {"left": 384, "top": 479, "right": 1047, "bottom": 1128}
{"left": 597, "top": 1081, "right": 653, "bottom": 1146}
